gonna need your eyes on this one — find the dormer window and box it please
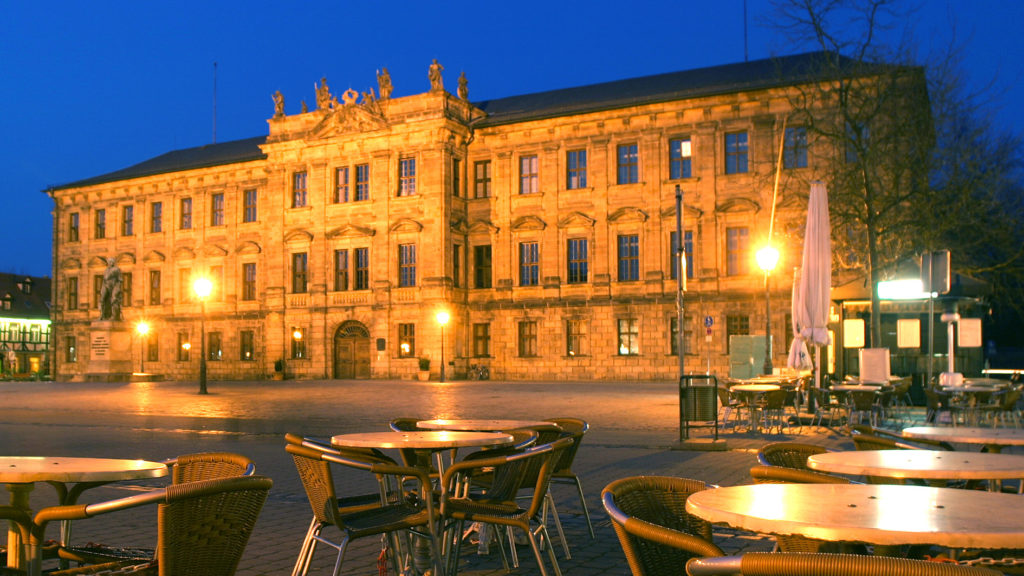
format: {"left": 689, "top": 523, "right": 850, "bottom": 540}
{"left": 2, "top": 294, "right": 12, "bottom": 311}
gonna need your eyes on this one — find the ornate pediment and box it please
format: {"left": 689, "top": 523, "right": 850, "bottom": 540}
{"left": 511, "top": 215, "right": 547, "bottom": 232}
{"left": 450, "top": 217, "right": 469, "bottom": 235}
{"left": 327, "top": 224, "right": 376, "bottom": 239}
{"left": 60, "top": 257, "right": 81, "bottom": 271}
{"left": 389, "top": 218, "right": 424, "bottom": 234}
{"left": 468, "top": 219, "right": 498, "bottom": 235}
{"left": 236, "top": 241, "right": 262, "bottom": 255}
{"left": 311, "top": 102, "right": 388, "bottom": 139}
{"left": 200, "top": 244, "right": 229, "bottom": 258}
{"left": 115, "top": 252, "right": 136, "bottom": 265}
{"left": 557, "top": 211, "right": 596, "bottom": 229}
{"left": 88, "top": 256, "right": 110, "bottom": 269}
{"left": 173, "top": 247, "right": 196, "bottom": 260}
{"left": 660, "top": 204, "right": 704, "bottom": 220}
{"left": 716, "top": 198, "right": 761, "bottom": 213}
{"left": 608, "top": 207, "right": 649, "bottom": 224}
{"left": 143, "top": 250, "right": 166, "bottom": 263}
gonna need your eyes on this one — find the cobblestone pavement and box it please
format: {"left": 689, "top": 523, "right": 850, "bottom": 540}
{"left": 0, "top": 378, "right": 875, "bottom": 575}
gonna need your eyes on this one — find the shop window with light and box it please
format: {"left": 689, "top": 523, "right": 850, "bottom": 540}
{"left": 472, "top": 323, "right": 490, "bottom": 357}
{"left": 179, "top": 198, "right": 192, "bottom": 229}
{"left": 177, "top": 332, "right": 190, "bottom": 362}
{"left": 240, "top": 330, "right": 255, "bottom": 361}
{"left": 68, "top": 212, "right": 79, "bottom": 242}
{"left": 474, "top": 160, "right": 491, "bottom": 198}
{"left": 617, "top": 234, "right": 639, "bottom": 281}
{"left": 292, "top": 171, "right": 307, "bottom": 207}
{"left": 669, "top": 137, "right": 692, "bottom": 179}
{"left": 150, "top": 202, "right": 162, "bottom": 233}
{"left": 398, "top": 324, "right": 415, "bottom": 358}
{"left": 518, "top": 320, "right": 538, "bottom": 357}
{"left": 354, "top": 248, "right": 369, "bottom": 290}
{"left": 148, "top": 270, "right": 161, "bottom": 305}
{"left": 243, "top": 189, "right": 258, "bottom": 223}
{"left": 65, "top": 336, "right": 77, "bottom": 363}
{"left": 617, "top": 143, "right": 639, "bottom": 184}
{"left": 291, "top": 328, "right": 306, "bottom": 359}
{"left": 567, "top": 149, "right": 587, "bottom": 189}
{"left": 566, "top": 319, "right": 587, "bottom": 357}
{"left": 242, "top": 263, "right": 256, "bottom": 301}
{"left": 519, "top": 155, "right": 538, "bottom": 194}
{"left": 121, "top": 205, "right": 134, "bottom": 236}
{"left": 519, "top": 242, "right": 539, "bottom": 286}
{"left": 211, "top": 193, "right": 224, "bottom": 226}
{"left": 617, "top": 318, "right": 639, "bottom": 356}
{"left": 94, "top": 209, "right": 106, "bottom": 239}
{"left": 66, "top": 277, "right": 78, "bottom": 310}
{"left": 725, "top": 131, "right": 748, "bottom": 174}
{"left": 398, "top": 244, "right": 416, "bottom": 288}
{"left": 567, "top": 238, "right": 589, "bottom": 284}
{"left": 292, "top": 252, "right": 308, "bottom": 293}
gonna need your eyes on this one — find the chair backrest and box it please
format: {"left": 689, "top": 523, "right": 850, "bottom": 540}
{"left": 850, "top": 430, "right": 920, "bottom": 451}
{"left": 761, "top": 389, "right": 788, "bottom": 410}
{"left": 847, "top": 390, "right": 876, "bottom": 410}
{"left": 168, "top": 452, "right": 255, "bottom": 484}
{"left": 544, "top": 417, "right": 588, "bottom": 475}
{"left": 757, "top": 442, "right": 827, "bottom": 470}
{"left": 389, "top": 417, "right": 423, "bottom": 432}
{"left": 687, "top": 552, "right": 1003, "bottom": 576}
{"left": 749, "top": 465, "right": 852, "bottom": 485}
{"left": 602, "top": 475, "right": 723, "bottom": 576}
{"left": 286, "top": 443, "right": 341, "bottom": 525}
{"left": 157, "top": 475, "right": 272, "bottom": 576}
{"left": 849, "top": 425, "right": 953, "bottom": 451}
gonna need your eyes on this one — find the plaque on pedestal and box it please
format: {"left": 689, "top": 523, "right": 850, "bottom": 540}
{"left": 86, "top": 321, "right": 133, "bottom": 382}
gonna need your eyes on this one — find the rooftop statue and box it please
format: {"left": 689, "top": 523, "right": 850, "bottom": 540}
{"left": 429, "top": 59, "right": 444, "bottom": 91}
{"left": 272, "top": 90, "right": 284, "bottom": 117}
{"left": 377, "top": 68, "right": 393, "bottom": 99}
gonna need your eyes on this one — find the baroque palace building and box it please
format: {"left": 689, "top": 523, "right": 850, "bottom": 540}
{"left": 47, "top": 51, "right": 858, "bottom": 382}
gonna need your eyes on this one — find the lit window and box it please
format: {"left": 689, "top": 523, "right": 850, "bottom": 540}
{"left": 670, "top": 138, "right": 692, "bottom": 179}
{"left": 617, "top": 318, "right": 639, "bottom": 355}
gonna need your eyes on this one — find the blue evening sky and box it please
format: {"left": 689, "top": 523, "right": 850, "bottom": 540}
{"left": 2, "top": 0, "right": 1021, "bottom": 278}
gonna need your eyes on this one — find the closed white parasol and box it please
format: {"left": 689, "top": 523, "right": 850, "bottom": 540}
{"left": 787, "top": 181, "right": 832, "bottom": 390}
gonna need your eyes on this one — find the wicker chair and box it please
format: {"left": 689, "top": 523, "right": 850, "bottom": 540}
{"left": 602, "top": 476, "right": 722, "bottom": 576}
{"left": 848, "top": 425, "right": 953, "bottom": 451}
{"left": 286, "top": 442, "right": 442, "bottom": 576}
{"left": 758, "top": 390, "right": 790, "bottom": 434}
{"left": 440, "top": 436, "right": 573, "bottom": 576}
{"left": 687, "top": 552, "right": 1003, "bottom": 576}
{"left": 544, "top": 418, "right": 595, "bottom": 538}
{"left": 757, "top": 442, "right": 827, "bottom": 470}
{"left": 32, "top": 475, "right": 272, "bottom": 576}
{"left": 808, "top": 388, "right": 843, "bottom": 429}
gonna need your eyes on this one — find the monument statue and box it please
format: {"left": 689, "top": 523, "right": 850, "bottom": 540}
{"left": 272, "top": 90, "right": 285, "bottom": 117}
{"left": 458, "top": 71, "right": 468, "bottom": 100}
{"left": 377, "top": 68, "right": 393, "bottom": 99}
{"left": 428, "top": 59, "right": 444, "bottom": 91}
{"left": 99, "top": 258, "right": 123, "bottom": 321}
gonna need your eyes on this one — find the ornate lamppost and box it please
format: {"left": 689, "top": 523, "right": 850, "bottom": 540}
{"left": 756, "top": 245, "right": 780, "bottom": 376}
{"left": 193, "top": 277, "right": 212, "bottom": 394}
{"left": 436, "top": 311, "right": 450, "bottom": 382}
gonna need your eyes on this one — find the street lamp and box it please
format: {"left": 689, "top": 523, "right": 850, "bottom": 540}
{"left": 756, "top": 245, "right": 780, "bottom": 376}
{"left": 193, "top": 277, "right": 212, "bottom": 395}
{"left": 135, "top": 321, "right": 150, "bottom": 374}
{"left": 436, "top": 311, "right": 450, "bottom": 382}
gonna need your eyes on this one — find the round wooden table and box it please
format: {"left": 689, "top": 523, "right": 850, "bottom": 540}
{"left": 416, "top": 419, "right": 556, "bottom": 432}
{"left": 830, "top": 385, "right": 881, "bottom": 392}
{"left": 331, "top": 430, "right": 514, "bottom": 450}
{"left": 807, "top": 449, "right": 1024, "bottom": 486}
{"left": 902, "top": 426, "right": 1024, "bottom": 453}
{"left": 728, "top": 385, "right": 781, "bottom": 432}
{"left": 0, "top": 456, "right": 168, "bottom": 574}
{"left": 686, "top": 483, "right": 1024, "bottom": 549}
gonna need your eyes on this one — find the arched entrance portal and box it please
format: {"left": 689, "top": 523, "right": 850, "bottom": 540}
{"left": 333, "top": 321, "right": 371, "bottom": 379}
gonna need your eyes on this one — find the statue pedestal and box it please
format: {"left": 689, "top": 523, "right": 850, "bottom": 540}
{"left": 86, "top": 321, "right": 133, "bottom": 382}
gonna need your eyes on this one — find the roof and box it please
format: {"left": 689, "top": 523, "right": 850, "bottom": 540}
{"left": 0, "top": 273, "right": 51, "bottom": 321}
{"left": 48, "top": 51, "right": 886, "bottom": 191}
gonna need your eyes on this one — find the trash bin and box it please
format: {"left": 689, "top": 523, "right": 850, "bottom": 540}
{"left": 679, "top": 375, "right": 719, "bottom": 440}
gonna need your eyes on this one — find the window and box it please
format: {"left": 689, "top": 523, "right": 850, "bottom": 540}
{"left": 150, "top": 202, "right": 162, "bottom": 233}
{"left": 725, "top": 132, "right": 748, "bottom": 174}
{"left": 398, "top": 324, "right": 415, "bottom": 357}
{"left": 519, "top": 155, "right": 538, "bottom": 194}
{"left": 148, "top": 270, "right": 161, "bottom": 306}
{"left": 453, "top": 244, "right": 462, "bottom": 288}
{"left": 146, "top": 335, "right": 158, "bottom": 362}
{"left": 474, "top": 160, "right": 491, "bottom": 198}
{"left": 208, "top": 332, "right": 222, "bottom": 361}
{"left": 292, "top": 252, "right": 308, "bottom": 293}
{"left": 567, "top": 238, "right": 589, "bottom": 284}
{"left": 354, "top": 247, "right": 369, "bottom": 290}
{"left": 335, "top": 167, "right": 350, "bottom": 203}
{"left": 726, "top": 227, "right": 750, "bottom": 276}
{"left": 726, "top": 314, "right": 750, "bottom": 353}
{"left": 94, "top": 209, "right": 106, "bottom": 239}
{"left": 452, "top": 158, "right": 461, "bottom": 197}
{"left": 334, "top": 249, "right": 349, "bottom": 291}
{"left": 567, "top": 149, "right": 587, "bottom": 189}
{"left": 177, "top": 332, "right": 190, "bottom": 362}
{"left": 846, "top": 121, "right": 868, "bottom": 163}
{"left": 68, "top": 213, "right": 79, "bottom": 242}
{"left": 121, "top": 205, "right": 134, "bottom": 236}
{"left": 399, "top": 157, "right": 416, "bottom": 196}
{"left": 566, "top": 319, "right": 587, "bottom": 357}
{"left": 670, "top": 230, "right": 694, "bottom": 280}
{"left": 518, "top": 321, "right": 538, "bottom": 357}
{"left": 355, "top": 164, "right": 370, "bottom": 201}
{"left": 65, "top": 336, "right": 77, "bottom": 363}
{"left": 617, "top": 318, "right": 639, "bottom": 355}
{"left": 93, "top": 275, "right": 102, "bottom": 309}
{"left": 292, "top": 171, "right": 307, "bottom": 207}
{"left": 179, "top": 198, "right": 192, "bottom": 230}
{"left": 617, "top": 143, "right": 639, "bottom": 184}
{"left": 398, "top": 244, "right": 416, "bottom": 288}
{"left": 243, "top": 189, "right": 258, "bottom": 223}
{"left": 670, "top": 137, "right": 692, "bottom": 179}
{"left": 242, "top": 263, "right": 256, "bottom": 301}
{"left": 473, "top": 245, "right": 492, "bottom": 289}
{"left": 240, "top": 330, "right": 255, "bottom": 361}
{"left": 784, "top": 127, "right": 808, "bottom": 169}
{"left": 211, "top": 193, "right": 224, "bottom": 226}
{"left": 519, "top": 242, "right": 539, "bottom": 286}
{"left": 669, "top": 317, "right": 693, "bottom": 356}
{"left": 472, "top": 323, "right": 490, "bottom": 357}
{"left": 121, "top": 272, "right": 132, "bottom": 308}
{"left": 66, "top": 277, "right": 78, "bottom": 310}
{"left": 617, "top": 234, "right": 640, "bottom": 281}
{"left": 291, "top": 328, "right": 306, "bottom": 359}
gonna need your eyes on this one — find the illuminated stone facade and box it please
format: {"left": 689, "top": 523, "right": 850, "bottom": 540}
{"left": 47, "top": 53, "right": 849, "bottom": 382}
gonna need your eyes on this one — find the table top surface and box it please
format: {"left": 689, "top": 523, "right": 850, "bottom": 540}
{"left": 686, "top": 483, "right": 1024, "bottom": 548}
{"left": 902, "top": 426, "right": 1024, "bottom": 446}
{"left": 807, "top": 449, "right": 1024, "bottom": 480}
{"left": 331, "top": 430, "right": 514, "bottom": 450}
{"left": 830, "top": 385, "right": 882, "bottom": 392}
{"left": 941, "top": 386, "right": 1000, "bottom": 393}
{"left": 730, "top": 384, "right": 780, "bottom": 393}
{"left": 963, "top": 378, "right": 1009, "bottom": 387}
{"left": 0, "top": 456, "right": 168, "bottom": 483}
{"left": 416, "top": 419, "right": 556, "bottom": 431}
